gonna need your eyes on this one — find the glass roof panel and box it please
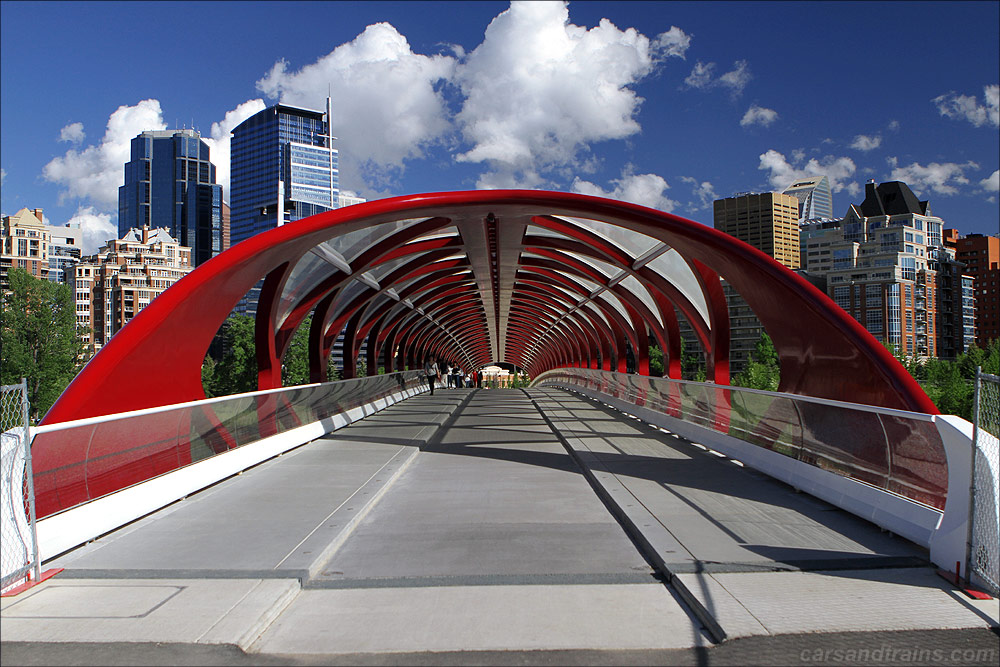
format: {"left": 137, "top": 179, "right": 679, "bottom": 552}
{"left": 336, "top": 217, "right": 432, "bottom": 264}
{"left": 360, "top": 254, "right": 411, "bottom": 284}
{"left": 520, "top": 280, "right": 581, "bottom": 306}
{"left": 324, "top": 279, "right": 374, "bottom": 331}
{"left": 568, "top": 275, "right": 604, "bottom": 297}
{"left": 552, "top": 216, "right": 659, "bottom": 260}
{"left": 575, "top": 299, "right": 610, "bottom": 328}
{"left": 517, "top": 287, "right": 575, "bottom": 313}
{"left": 275, "top": 248, "right": 342, "bottom": 329}
{"left": 408, "top": 226, "right": 460, "bottom": 242}
{"left": 617, "top": 274, "right": 663, "bottom": 327}
{"left": 523, "top": 224, "right": 573, "bottom": 240}
{"left": 593, "top": 288, "right": 631, "bottom": 323}
{"left": 570, "top": 254, "right": 624, "bottom": 282}
{"left": 644, "top": 248, "right": 710, "bottom": 326}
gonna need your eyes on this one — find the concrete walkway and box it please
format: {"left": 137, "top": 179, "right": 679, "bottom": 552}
{"left": 2, "top": 388, "right": 997, "bottom": 665}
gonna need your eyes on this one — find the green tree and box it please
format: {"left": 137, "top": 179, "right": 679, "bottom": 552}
{"left": 732, "top": 332, "right": 780, "bottom": 391}
{"left": 282, "top": 316, "right": 312, "bottom": 386}
{"left": 680, "top": 337, "right": 706, "bottom": 381}
{"left": 1, "top": 268, "right": 85, "bottom": 421}
{"left": 205, "top": 314, "right": 258, "bottom": 397}
{"left": 648, "top": 344, "right": 664, "bottom": 377}
{"left": 923, "top": 357, "right": 973, "bottom": 418}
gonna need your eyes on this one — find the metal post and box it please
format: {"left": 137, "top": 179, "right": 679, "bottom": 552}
{"left": 20, "top": 378, "right": 41, "bottom": 582}
{"left": 966, "top": 366, "right": 981, "bottom": 585}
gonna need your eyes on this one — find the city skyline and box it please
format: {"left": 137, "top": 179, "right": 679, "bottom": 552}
{"left": 1, "top": 0, "right": 997, "bottom": 254}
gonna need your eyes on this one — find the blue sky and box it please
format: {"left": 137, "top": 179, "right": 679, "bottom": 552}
{"left": 2, "top": 1, "right": 997, "bottom": 252}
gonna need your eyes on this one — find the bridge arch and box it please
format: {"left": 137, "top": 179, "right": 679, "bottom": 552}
{"left": 42, "top": 190, "right": 936, "bottom": 424}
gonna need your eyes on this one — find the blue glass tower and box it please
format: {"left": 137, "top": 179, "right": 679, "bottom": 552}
{"left": 230, "top": 102, "right": 339, "bottom": 315}
{"left": 230, "top": 103, "right": 338, "bottom": 244}
{"left": 118, "top": 130, "right": 223, "bottom": 267}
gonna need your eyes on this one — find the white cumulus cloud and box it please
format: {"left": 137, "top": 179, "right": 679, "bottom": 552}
{"left": 680, "top": 176, "right": 718, "bottom": 210}
{"left": 740, "top": 105, "right": 778, "bottom": 127}
{"left": 571, "top": 167, "right": 678, "bottom": 212}
{"left": 684, "top": 60, "right": 750, "bottom": 96}
{"left": 850, "top": 134, "right": 882, "bottom": 151}
{"left": 43, "top": 99, "right": 167, "bottom": 210}
{"left": 980, "top": 169, "right": 999, "bottom": 193}
{"left": 653, "top": 26, "right": 691, "bottom": 59}
{"left": 67, "top": 205, "right": 117, "bottom": 255}
{"left": 59, "top": 122, "right": 85, "bottom": 144}
{"left": 932, "top": 84, "right": 1000, "bottom": 128}
{"left": 454, "top": 1, "right": 680, "bottom": 189}
{"left": 887, "top": 157, "right": 978, "bottom": 196}
{"left": 43, "top": 98, "right": 268, "bottom": 213}
{"left": 759, "top": 149, "right": 858, "bottom": 195}
{"left": 256, "top": 21, "right": 456, "bottom": 191}
{"left": 202, "top": 99, "right": 267, "bottom": 201}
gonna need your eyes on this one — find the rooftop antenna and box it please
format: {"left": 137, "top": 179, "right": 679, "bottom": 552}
{"left": 327, "top": 83, "right": 337, "bottom": 207}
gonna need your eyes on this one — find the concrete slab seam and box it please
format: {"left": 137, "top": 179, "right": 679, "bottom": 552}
{"left": 237, "top": 581, "right": 302, "bottom": 652}
{"left": 301, "top": 392, "right": 472, "bottom": 581}
{"left": 700, "top": 571, "right": 772, "bottom": 634}
{"left": 524, "top": 390, "right": 729, "bottom": 644}
{"left": 195, "top": 579, "right": 269, "bottom": 644}
{"left": 302, "top": 446, "right": 422, "bottom": 580}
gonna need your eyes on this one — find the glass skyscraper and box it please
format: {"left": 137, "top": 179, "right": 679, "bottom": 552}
{"left": 118, "top": 129, "right": 223, "bottom": 267}
{"left": 783, "top": 175, "right": 834, "bottom": 222}
{"left": 230, "top": 102, "right": 339, "bottom": 244}
{"left": 230, "top": 102, "right": 339, "bottom": 315}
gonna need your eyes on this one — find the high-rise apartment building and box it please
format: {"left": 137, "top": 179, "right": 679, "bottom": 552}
{"left": 713, "top": 192, "right": 801, "bottom": 270}
{"left": 46, "top": 222, "right": 84, "bottom": 289}
{"left": 118, "top": 129, "right": 223, "bottom": 267}
{"left": 1, "top": 208, "right": 50, "bottom": 290}
{"left": 75, "top": 225, "right": 192, "bottom": 349}
{"left": 802, "top": 181, "right": 962, "bottom": 359}
{"left": 783, "top": 175, "right": 834, "bottom": 222}
{"left": 953, "top": 233, "right": 999, "bottom": 345}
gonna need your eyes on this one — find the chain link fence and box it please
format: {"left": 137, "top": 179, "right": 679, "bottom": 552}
{"left": 1, "top": 380, "right": 40, "bottom": 593}
{"left": 969, "top": 369, "right": 999, "bottom": 597}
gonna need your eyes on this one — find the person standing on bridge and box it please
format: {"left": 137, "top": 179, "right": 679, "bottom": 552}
{"left": 424, "top": 355, "right": 440, "bottom": 396}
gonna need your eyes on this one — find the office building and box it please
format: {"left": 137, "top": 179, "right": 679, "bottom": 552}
{"left": 230, "top": 100, "right": 340, "bottom": 315}
{"left": 709, "top": 191, "right": 800, "bottom": 376}
{"left": 221, "top": 201, "right": 231, "bottom": 253}
{"left": 713, "top": 192, "right": 801, "bottom": 270}
{"left": 118, "top": 129, "right": 223, "bottom": 267}
{"left": 75, "top": 225, "right": 192, "bottom": 349}
{"left": 953, "top": 232, "right": 999, "bottom": 345}
{"left": 230, "top": 101, "right": 339, "bottom": 244}
{"left": 1, "top": 208, "right": 50, "bottom": 291}
{"left": 783, "top": 176, "right": 834, "bottom": 222}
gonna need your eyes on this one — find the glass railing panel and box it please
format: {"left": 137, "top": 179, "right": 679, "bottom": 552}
{"left": 880, "top": 415, "right": 948, "bottom": 510}
{"left": 31, "top": 371, "right": 425, "bottom": 520}
{"left": 780, "top": 401, "right": 889, "bottom": 490}
{"left": 729, "top": 390, "right": 802, "bottom": 459}
{"left": 31, "top": 424, "right": 96, "bottom": 519}
{"left": 678, "top": 381, "right": 716, "bottom": 430}
{"left": 85, "top": 411, "right": 187, "bottom": 502}
{"left": 533, "top": 369, "right": 944, "bottom": 509}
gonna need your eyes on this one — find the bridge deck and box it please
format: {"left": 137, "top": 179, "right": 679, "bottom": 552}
{"left": 2, "top": 388, "right": 996, "bottom": 664}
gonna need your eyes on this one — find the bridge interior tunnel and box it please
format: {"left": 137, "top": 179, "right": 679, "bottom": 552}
{"left": 42, "top": 191, "right": 936, "bottom": 425}
{"left": 255, "top": 207, "right": 725, "bottom": 389}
